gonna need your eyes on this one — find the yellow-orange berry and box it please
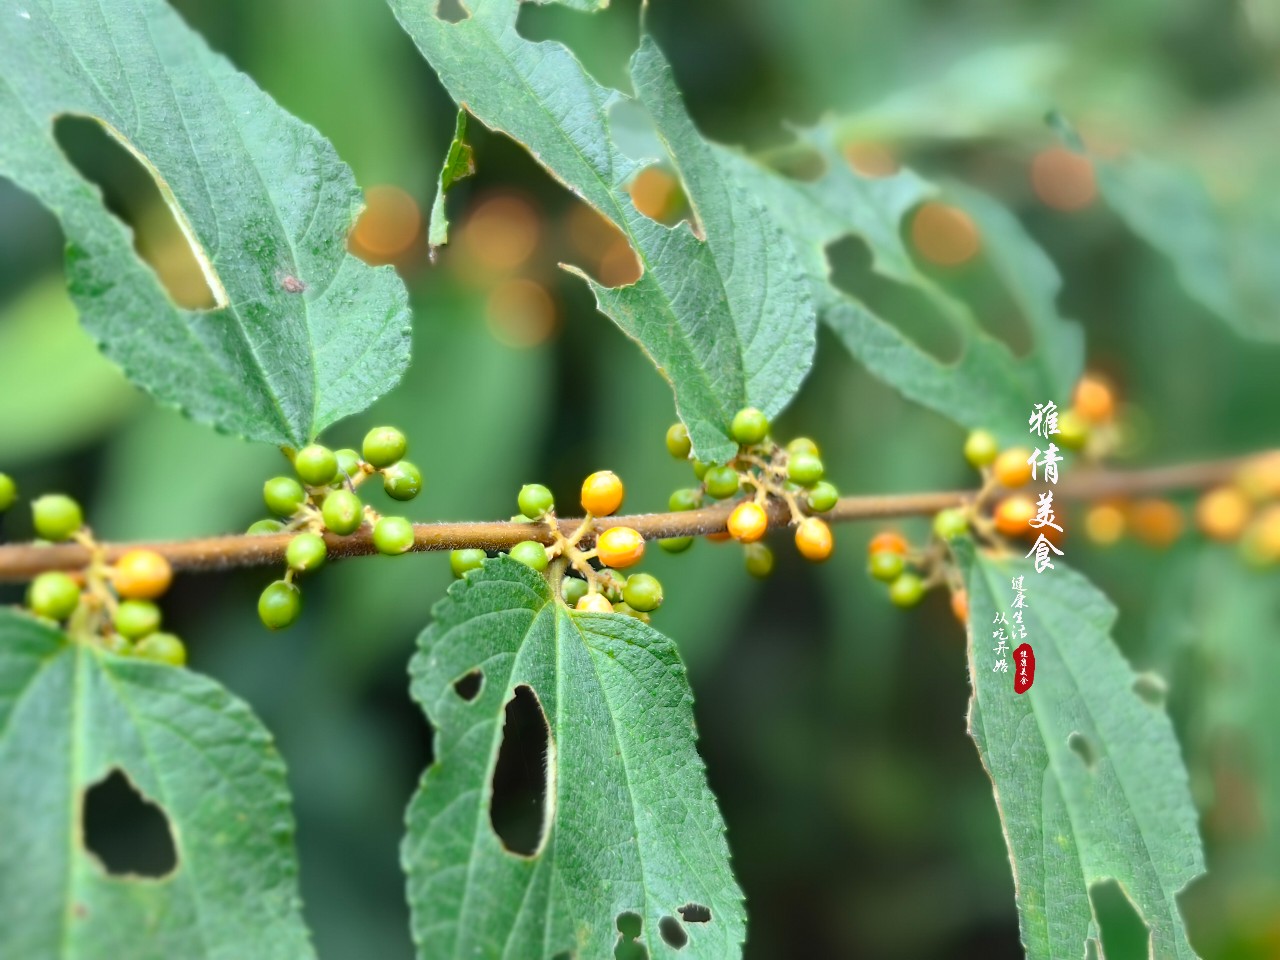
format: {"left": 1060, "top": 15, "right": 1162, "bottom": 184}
{"left": 994, "top": 495, "right": 1036, "bottom": 537}
{"left": 596, "top": 526, "right": 645, "bottom": 569}
{"left": 1073, "top": 374, "right": 1116, "bottom": 424}
{"left": 1129, "top": 499, "right": 1183, "bottom": 549}
{"left": 795, "top": 516, "right": 833, "bottom": 562}
{"left": 581, "top": 470, "right": 624, "bottom": 516}
{"left": 1236, "top": 450, "right": 1280, "bottom": 502}
{"left": 1196, "top": 486, "right": 1252, "bottom": 542}
{"left": 867, "top": 531, "right": 909, "bottom": 556}
{"left": 112, "top": 549, "right": 173, "bottom": 600}
{"left": 950, "top": 589, "right": 969, "bottom": 624}
{"left": 1241, "top": 505, "right": 1280, "bottom": 566}
{"left": 993, "top": 448, "right": 1034, "bottom": 488}
{"left": 727, "top": 502, "right": 768, "bottom": 543}
{"left": 575, "top": 593, "right": 614, "bottom": 614}
{"left": 910, "top": 201, "right": 981, "bottom": 266}
{"left": 1085, "top": 502, "right": 1126, "bottom": 546}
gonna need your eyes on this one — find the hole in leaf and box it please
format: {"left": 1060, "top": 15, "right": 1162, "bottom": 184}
{"left": 1089, "top": 879, "right": 1151, "bottom": 960}
{"left": 616, "top": 912, "right": 643, "bottom": 938}
{"left": 515, "top": 0, "right": 639, "bottom": 91}
{"left": 658, "top": 915, "right": 688, "bottom": 949}
{"left": 615, "top": 912, "right": 648, "bottom": 960}
{"left": 52, "top": 115, "right": 223, "bottom": 310}
{"left": 1132, "top": 671, "right": 1168, "bottom": 707}
{"left": 454, "top": 669, "right": 483, "bottom": 702}
{"left": 490, "top": 684, "right": 553, "bottom": 856}
{"left": 551, "top": 953, "right": 573, "bottom": 960}
{"left": 1068, "top": 731, "right": 1098, "bottom": 771}
{"left": 435, "top": 0, "right": 469, "bottom": 23}
{"left": 677, "top": 903, "right": 712, "bottom": 923}
{"left": 83, "top": 768, "right": 177, "bottom": 878}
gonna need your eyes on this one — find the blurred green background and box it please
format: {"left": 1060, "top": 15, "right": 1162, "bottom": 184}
{"left": 2, "top": 0, "right": 1279, "bottom": 957}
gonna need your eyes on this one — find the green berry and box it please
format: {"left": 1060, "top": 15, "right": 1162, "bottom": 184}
{"left": 666, "top": 423, "right": 692, "bottom": 459}
{"left": 889, "top": 572, "right": 926, "bottom": 608}
{"left": 0, "top": 473, "right": 16, "bottom": 513}
{"left": 373, "top": 516, "right": 415, "bottom": 555}
{"left": 598, "top": 569, "right": 626, "bottom": 602}
{"left": 669, "top": 488, "right": 703, "bottom": 512}
{"left": 806, "top": 481, "right": 839, "bottom": 513}
{"left": 787, "top": 437, "right": 819, "bottom": 458}
{"left": 933, "top": 508, "right": 969, "bottom": 541}
{"left": 787, "top": 452, "right": 824, "bottom": 487}
{"left": 623, "top": 573, "right": 663, "bottom": 612}
{"left": 384, "top": 461, "right": 423, "bottom": 501}
{"left": 31, "top": 494, "right": 83, "bottom": 542}
{"left": 259, "top": 580, "right": 302, "bottom": 630}
{"left": 247, "top": 518, "right": 286, "bottom": 535}
{"left": 704, "top": 466, "right": 740, "bottom": 499}
{"left": 334, "top": 448, "right": 362, "bottom": 479}
{"left": 362, "top": 426, "right": 407, "bottom": 468}
{"left": 450, "top": 548, "right": 486, "bottom": 578}
{"left": 135, "top": 632, "right": 187, "bottom": 666}
{"left": 659, "top": 536, "right": 694, "bottom": 553}
{"left": 27, "top": 572, "right": 80, "bottom": 621}
{"left": 263, "top": 476, "right": 306, "bottom": 518}
{"left": 518, "top": 483, "right": 555, "bottom": 519}
{"left": 561, "top": 577, "right": 589, "bottom": 606}
{"left": 321, "top": 489, "right": 364, "bottom": 535}
{"left": 509, "top": 540, "right": 549, "bottom": 572}
{"left": 868, "top": 551, "right": 905, "bottom": 582}
{"left": 294, "top": 444, "right": 338, "bottom": 486}
{"left": 730, "top": 407, "right": 770, "bottom": 445}
{"left": 114, "top": 599, "right": 161, "bottom": 640}
{"left": 286, "top": 532, "right": 327, "bottom": 572}
{"left": 692, "top": 460, "right": 712, "bottom": 481}
{"left": 744, "top": 542, "right": 774, "bottom": 578}
{"left": 964, "top": 430, "right": 999, "bottom": 469}
{"left": 612, "top": 602, "right": 651, "bottom": 622}
{"left": 102, "top": 632, "right": 133, "bottom": 656}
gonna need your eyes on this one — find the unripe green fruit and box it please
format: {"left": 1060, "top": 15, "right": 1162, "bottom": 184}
{"left": 668, "top": 488, "right": 703, "bottom": 512}
{"left": 115, "top": 600, "right": 161, "bottom": 640}
{"left": 259, "top": 580, "right": 302, "bottom": 630}
{"left": 247, "top": 518, "right": 285, "bottom": 535}
{"left": 0, "top": 473, "right": 16, "bottom": 513}
{"left": 334, "top": 448, "right": 362, "bottom": 479}
{"left": 692, "top": 460, "right": 712, "bottom": 480}
{"left": 384, "top": 461, "right": 423, "bottom": 501}
{"left": 263, "top": 477, "right": 306, "bottom": 518}
{"left": 666, "top": 423, "right": 692, "bottom": 459}
{"left": 786, "top": 437, "right": 819, "bottom": 458}
{"left": 27, "top": 572, "right": 80, "bottom": 621}
{"left": 102, "top": 633, "right": 133, "bottom": 656}
{"left": 730, "top": 407, "right": 770, "bottom": 445}
{"left": 362, "top": 426, "right": 407, "bottom": 468}
{"left": 623, "top": 573, "right": 663, "bottom": 612}
{"left": 597, "top": 569, "right": 626, "bottom": 602}
{"left": 612, "top": 602, "right": 651, "bottom": 623}
{"left": 561, "top": 577, "right": 589, "bottom": 606}
{"left": 933, "top": 508, "right": 969, "bottom": 541}
{"left": 964, "top": 430, "right": 999, "bottom": 469}
{"left": 889, "top": 572, "right": 926, "bottom": 608}
{"left": 787, "top": 452, "right": 824, "bottom": 487}
{"left": 1055, "top": 411, "right": 1089, "bottom": 451}
{"left": 659, "top": 536, "right": 694, "bottom": 553}
{"left": 373, "top": 516, "right": 415, "bottom": 555}
{"left": 806, "top": 481, "right": 839, "bottom": 513}
{"left": 744, "top": 542, "right": 774, "bottom": 578}
{"left": 518, "top": 483, "right": 555, "bottom": 519}
{"left": 450, "top": 548, "right": 486, "bottom": 578}
{"left": 704, "top": 466, "right": 740, "bottom": 499}
{"left": 294, "top": 444, "right": 338, "bottom": 486}
{"left": 509, "top": 540, "right": 549, "bottom": 571}
{"left": 868, "top": 550, "right": 905, "bottom": 582}
{"left": 135, "top": 632, "right": 187, "bottom": 666}
{"left": 321, "top": 489, "right": 363, "bottom": 535}
{"left": 32, "top": 494, "right": 83, "bottom": 542}
{"left": 286, "top": 532, "right": 327, "bottom": 572}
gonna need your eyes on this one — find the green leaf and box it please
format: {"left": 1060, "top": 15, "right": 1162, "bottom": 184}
{"left": 403, "top": 557, "right": 744, "bottom": 959}
{"left": 0, "top": 0, "right": 411, "bottom": 447}
{"left": 0, "top": 609, "right": 315, "bottom": 959}
{"left": 959, "top": 544, "right": 1205, "bottom": 959}
{"left": 386, "top": 0, "right": 816, "bottom": 462}
{"left": 428, "top": 109, "right": 476, "bottom": 254}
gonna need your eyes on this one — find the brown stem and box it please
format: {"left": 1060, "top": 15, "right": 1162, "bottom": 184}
{"left": 0, "top": 454, "right": 1252, "bottom": 582}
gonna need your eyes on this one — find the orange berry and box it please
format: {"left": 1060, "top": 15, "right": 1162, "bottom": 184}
{"left": 867, "top": 531, "right": 909, "bottom": 556}
{"left": 581, "top": 470, "right": 624, "bottom": 516}
{"left": 994, "top": 495, "right": 1036, "bottom": 537}
{"left": 1196, "top": 486, "right": 1252, "bottom": 542}
{"left": 910, "top": 201, "right": 981, "bottom": 267}
{"left": 1085, "top": 502, "right": 1126, "bottom": 546}
{"left": 575, "top": 593, "right": 614, "bottom": 614}
{"left": 1073, "top": 375, "right": 1116, "bottom": 424}
{"left": 950, "top": 589, "right": 969, "bottom": 624}
{"left": 1129, "top": 499, "right": 1183, "bottom": 549}
{"left": 727, "top": 502, "right": 768, "bottom": 543}
{"left": 993, "top": 447, "right": 1034, "bottom": 488}
{"left": 112, "top": 549, "right": 173, "bottom": 600}
{"left": 1030, "top": 147, "right": 1097, "bottom": 212}
{"left": 596, "top": 526, "right": 645, "bottom": 569}
{"left": 794, "top": 517, "right": 834, "bottom": 562}
{"left": 1241, "top": 505, "right": 1280, "bottom": 566}
{"left": 1236, "top": 450, "right": 1280, "bottom": 502}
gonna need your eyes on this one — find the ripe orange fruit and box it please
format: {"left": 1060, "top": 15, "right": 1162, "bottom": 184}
{"left": 995, "top": 495, "right": 1036, "bottom": 537}
{"left": 112, "top": 549, "right": 173, "bottom": 600}
{"left": 910, "top": 201, "right": 981, "bottom": 267}
{"left": 1196, "top": 486, "right": 1252, "bottom": 542}
{"left": 1236, "top": 450, "right": 1280, "bottom": 502}
{"left": 1030, "top": 147, "right": 1097, "bottom": 212}
{"left": 993, "top": 448, "right": 1034, "bottom": 488}
{"left": 596, "top": 526, "right": 645, "bottom": 569}
{"left": 575, "top": 593, "right": 614, "bottom": 614}
{"left": 1084, "top": 502, "right": 1126, "bottom": 546}
{"left": 795, "top": 517, "right": 834, "bottom": 562}
{"left": 1241, "top": 505, "right": 1280, "bottom": 566}
{"left": 867, "top": 531, "right": 909, "bottom": 556}
{"left": 581, "top": 470, "right": 624, "bottom": 516}
{"left": 1073, "top": 375, "right": 1116, "bottom": 424}
{"left": 1129, "top": 499, "right": 1183, "bottom": 549}
{"left": 727, "top": 502, "right": 768, "bottom": 543}
{"left": 950, "top": 589, "right": 969, "bottom": 624}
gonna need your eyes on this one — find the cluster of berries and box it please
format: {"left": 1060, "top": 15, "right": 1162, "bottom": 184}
{"left": 661, "top": 407, "right": 839, "bottom": 576}
{"left": 251, "top": 427, "right": 422, "bottom": 630}
{"left": 449, "top": 471, "right": 664, "bottom": 620}
{"left": 0, "top": 486, "right": 186, "bottom": 664}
